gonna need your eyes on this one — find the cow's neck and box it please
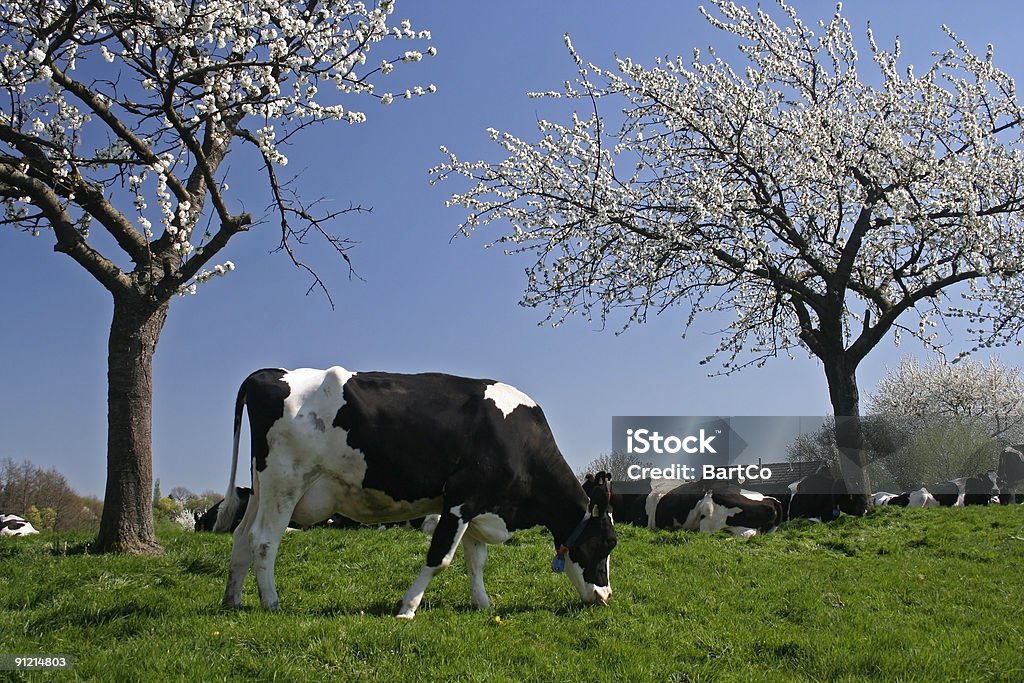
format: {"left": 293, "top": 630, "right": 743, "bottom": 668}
{"left": 542, "top": 496, "right": 591, "bottom": 548}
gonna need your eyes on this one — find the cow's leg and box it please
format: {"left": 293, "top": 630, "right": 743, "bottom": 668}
{"left": 462, "top": 534, "right": 490, "bottom": 610}
{"left": 247, "top": 475, "right": 304, "bottom": 611}
{"left": 396, "top": 509, "right": 468, "bottom": 619}
{"left": 222, "top": 492, "right": 259, "bottom": 607}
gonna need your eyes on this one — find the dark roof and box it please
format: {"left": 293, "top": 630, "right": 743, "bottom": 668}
{"left": 739, "top": 460, "right": 828, "bottom": 495}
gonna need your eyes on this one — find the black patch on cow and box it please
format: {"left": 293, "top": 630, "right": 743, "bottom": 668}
{"left": 963, "top": 477, "right": 989, "bottom": 506}
{"left": 1, "top": 515, "right": 29, "bottom": 532}
{"left": 888, "top": 493, "right": 910, "bottom": 507}
{"left": 332, "top": 372, "right": 540, "bottom": 504}
{"left": 784, "top": 471, "right": 867, "bottom": 521}
{"left": 243, "top": 369, "right": 290, "bottom": 472}
{"left": 929, "top": 481, "right": 961, "bottom": 507}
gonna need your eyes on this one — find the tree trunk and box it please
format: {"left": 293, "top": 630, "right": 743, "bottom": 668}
{"left": 95, "top": 294, "right": 170, "bottom": 554}
{"left": 822, "top": 353, "right": 871, "bottom": 504}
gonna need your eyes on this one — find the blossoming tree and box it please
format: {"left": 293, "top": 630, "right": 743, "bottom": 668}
{"left": 434, "top": 1, "right": 1024, "bottom": 499}
{"left": 0, "top": 0, "right": 434, "bottom": 553}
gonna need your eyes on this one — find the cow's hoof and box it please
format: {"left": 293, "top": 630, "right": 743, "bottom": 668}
{"left": 395, "top": 609, "right": 416, "bottom": 620}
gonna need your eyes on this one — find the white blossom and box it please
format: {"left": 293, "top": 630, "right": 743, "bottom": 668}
{"left": 1, "top": 0, "right": 434, "bottom": 297}
{"left": 435, "top": 0, "right": 1024, "bottom": 382}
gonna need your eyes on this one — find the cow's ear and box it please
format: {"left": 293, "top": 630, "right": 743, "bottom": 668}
{"left": 587, "top": 478, "right": 611, "bottom": 518}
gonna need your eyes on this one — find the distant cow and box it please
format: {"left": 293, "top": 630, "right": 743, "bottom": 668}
{"left": 927, "top": 472, "right": 1006, "bottom": 507}
{"left": 775, "top": 470, "right": 869, "bottom": 521}
{"left": 872, "top": 492, "right": 903, "bottom": 507}
{"left": 606, "top": 479, "right": 652, "bottom": 527}
{"left": 195, "top": 487, "right": 253, "bottom": 532}
{"left": 998, "top": 446, "right": 1024, "bottom": 501}
{"left": 874, "top": 488, "right": 938, "bottom": 507}
{"left": 640, "top": 480, "right": 782, "bottom": 537}
{"left": 216, "top": 367, "right": 616, "bottom": 618}
{"left": 0, "top": 514, "right": 39, "bottom": 537}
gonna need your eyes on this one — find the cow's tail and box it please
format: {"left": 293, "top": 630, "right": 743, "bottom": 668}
{"left": 213, "top": 379, "right": 248, "bottom": 533}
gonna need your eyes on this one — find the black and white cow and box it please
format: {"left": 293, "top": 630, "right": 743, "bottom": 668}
{"left": 873, "top": 488, "right": 937, "bottom": 508}
{"left": 928, "top": 472, "right": 1006, "bottom": 507}
{"left": 216, "top": 367, "right": 616, "bottom": 618}
{"left": 0, "top": 514, "right": 39, "bottom": 536}
{"left": 639, "top": 480, "right": 783, "bottom": 537}
{"left": 195, "top": 487, "right": 253, "bottom": 532}
{"left": 998, "top": 446, "right": 1024, "bottom": 501}
{"left": 775, "top": 470, "right": 869, "bottom": 521}
{"left": 872, "top": 492, "right": 903, "bottom": 507}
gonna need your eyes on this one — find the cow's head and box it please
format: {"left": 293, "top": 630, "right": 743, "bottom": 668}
{"left": 832, "top": 476, "right": 869, "bottom": 517}
{"left": 564, "top": 471, "right": 617, "bottom": 605}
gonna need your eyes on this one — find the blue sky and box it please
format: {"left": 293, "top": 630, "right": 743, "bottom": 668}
{"left": 2, "top": 1, "right": 1023, "bottom": 500}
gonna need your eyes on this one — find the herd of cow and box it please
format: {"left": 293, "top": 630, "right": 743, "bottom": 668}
{"left": 4, "top": 366, "right": 1024, "bottom": 619}
{"left": 601, "top": 444, "right": 1024, "bottom": 539}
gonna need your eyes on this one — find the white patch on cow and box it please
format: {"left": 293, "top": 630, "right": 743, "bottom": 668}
{"left": 727, "top": 526, "right": 758, "bottom": 538}
{"left": 739, "top": 489, "right": 765, "bottom": 502}
{"left": 484, "top": 382, "right": 537, "bottom": 418}
{"left": 420, "top": 514, "right": 441, "bottom": 534}
{"left": 694, "top": 492, "right": 742, "bottom": 535}
{"left": 873, "top": 492, "right": 897, "bottom": 506}
{"left": 564, "top": 557, "right": 612, "bottom": 606}
{"left": 466, "top": 513, "right": 511, "bottom": 544}
{"left": 644, "top": 490, "right": 665, "bottom": 530}
{"left": 0, "top": 515, "right": 38, "bottom": 537}
{"left": 908, "top": 487, "right": 939, "bottom": 508}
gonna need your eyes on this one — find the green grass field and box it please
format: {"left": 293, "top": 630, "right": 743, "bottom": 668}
{"left": 1, "top": 506, "right": 1022, "bottom": 682}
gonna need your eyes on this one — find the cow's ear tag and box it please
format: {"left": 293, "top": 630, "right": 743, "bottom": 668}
{"left": 590, "top": 503, "right": 600, "bottom": 516}
{"left": 551, "top": 554, "right": 565, "bottom": 573}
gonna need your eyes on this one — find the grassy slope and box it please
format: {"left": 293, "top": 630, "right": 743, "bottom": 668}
{"left": 0, "top": 506, "right": 1022, "bottom": 682}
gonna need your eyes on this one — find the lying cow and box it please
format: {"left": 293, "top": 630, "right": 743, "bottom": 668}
{"left": 216, "top": 367, "right": 616, "bottom": 618}
{"left": 872, "top": 492, "right": 903, "bottom": 507}
{"left": 0, "top": 514, "right": 39, "bottom": 537}
{"left": 646, "top": 480, "right": 783, "bottom": 537}
{"left": 873, "top": 488, "right": 938, "bottom": 508}
{"left": 773, "top": 470, "right": 869, "bottom": 521}
{"left": 927, "top": 471, "right": 1006, "bottom": 507}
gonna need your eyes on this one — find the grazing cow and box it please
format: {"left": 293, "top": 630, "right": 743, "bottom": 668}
{"left": 641, "top": 480, "right": 782, "bottom": 537}
{"left": 775, "top": 470, "right": 869, "bottom": 521}
{"left": 216, "top": 367, "right": 616, "bottom": 618}
{"left": 0, "top": 514, "right": 39, "bottom": 537}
